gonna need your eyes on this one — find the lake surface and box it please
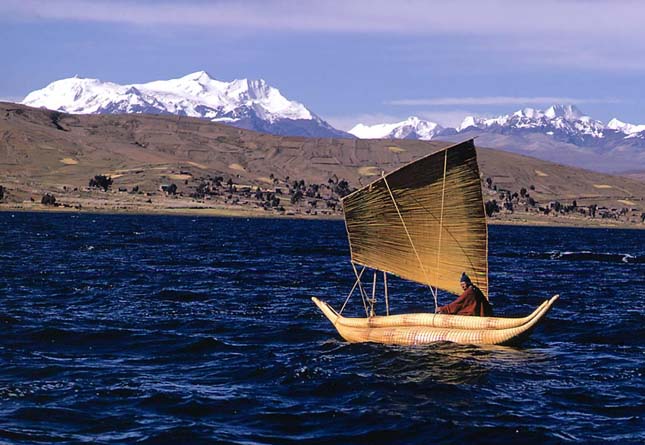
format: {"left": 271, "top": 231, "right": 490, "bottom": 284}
{"left": 1, "top": 212, "right": 643, "bottom": 444}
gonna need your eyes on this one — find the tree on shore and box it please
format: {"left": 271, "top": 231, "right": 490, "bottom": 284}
{"left": 89, "top": 175, "right": 113, "bottom": 192}
{"left": 334, "top": 179, "right": 352, "bottom": 197}
{"left": 485, "top": 200, "right": 500, "bottom": 217}
{"left": 41, "top": 193, "right": 56, "bottom": 205}
{"left": 589, "top": 204, "right": 597, "bottom": 218}
{"left": 161, "top": 184, "right": 177, "bottom": 195}
{"left": 291, "top": 190, "right": 303, "bottom": 204}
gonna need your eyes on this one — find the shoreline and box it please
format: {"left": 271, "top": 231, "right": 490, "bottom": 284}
{"left": 0, "top": 203, "right": 342, "bottom": 221}
{"left": 2, "top": 203, "right": 644, "bottom": 230}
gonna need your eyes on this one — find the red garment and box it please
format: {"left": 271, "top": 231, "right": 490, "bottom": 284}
{"left": 438, "top": 285, "right": 493, "bottom": 316}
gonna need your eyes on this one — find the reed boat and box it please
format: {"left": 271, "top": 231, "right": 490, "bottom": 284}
{"left": 313, "top": 295, "right": 558, "bottom": 346}
{"left": 312, "top": 139, "right": 558, "bottom": 346}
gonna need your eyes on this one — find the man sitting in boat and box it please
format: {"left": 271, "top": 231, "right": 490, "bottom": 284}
{"left": 437, "top": 273, "right": 494, "bottom": 316}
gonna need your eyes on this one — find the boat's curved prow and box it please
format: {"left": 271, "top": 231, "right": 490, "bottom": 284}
{"left": 312, "top": 295, "right": 560, "bottom": 346}
{"left": 483, "top": 294, "right": 559, "bottom": 345}
{"left": 311, "top": 297, "right": 339, "bottom": 325}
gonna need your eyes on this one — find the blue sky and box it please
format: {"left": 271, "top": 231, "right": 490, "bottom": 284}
{"left": 1, "top": 0, "right": 644, "bottom": 129}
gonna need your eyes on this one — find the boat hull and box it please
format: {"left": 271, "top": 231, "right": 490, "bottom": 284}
{"left": 312, "top": 295, "right": 559, "bottom": 346}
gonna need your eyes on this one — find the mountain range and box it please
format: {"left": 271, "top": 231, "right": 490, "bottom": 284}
{"left": 349, "top": 105, "right": 645, "bottom": 142}
{"left": 21, "top": 73, "right": 645, "bottom": 173}
{"left": 349, "top": 105, "right": 645, "bottom": 173}
{"left": 22, "top": 71, "right": 350, "bottom": 139}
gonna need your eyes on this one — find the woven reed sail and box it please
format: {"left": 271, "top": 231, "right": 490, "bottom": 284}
{"left": 342, "top": 139, "right": 488, "bottom": 298}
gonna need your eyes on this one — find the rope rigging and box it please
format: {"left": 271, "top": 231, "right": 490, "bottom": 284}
{"left": 433, "top": 150, "right": 449, "bottom": 312}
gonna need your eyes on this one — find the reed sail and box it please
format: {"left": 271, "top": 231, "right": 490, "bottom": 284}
{"left": 312, "top": 139, "right": 558, "bottom": 346}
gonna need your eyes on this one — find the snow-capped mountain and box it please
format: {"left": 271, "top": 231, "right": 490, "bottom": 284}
{"left": 459, "top": 105, "right": 588, "bottom": 130}
{"left": 17, "top": 73, "right": 645, "bottom": 172}
{"left": 606, "top": 118, "right": 645, "bottom": 138}
{"left": 21, "top": 71, "right": 350, "bottom": 138}
{"left": 456, "top": 105, "right": 606, "bottom": 141}
{"left": 349, "top": 116, "right": 443, "bottom": 140}
{"left": 349, "top": 105, "right": 645, "bottom": 172}
{"left": 349, "top": 105, "right": 645, "bottom": 143}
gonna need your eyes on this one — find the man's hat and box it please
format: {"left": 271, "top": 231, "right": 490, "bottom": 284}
{"left": 460, "top": 272, "right": 472, "bottom": 285}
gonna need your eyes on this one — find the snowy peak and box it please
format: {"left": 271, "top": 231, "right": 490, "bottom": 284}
{"left": 349, "top": 105, "right": 645, "bottom": 143}
{"left": 22, "top": 77, "right": 139, "bottom": 114}
{"left": 457, "top": 115, "right": 488, "bottom": 132}
{"left": 606, "top": 118, "right": 645, "bottom": 138}
{"left": 544, "top": 104, "right": 583, "bottom": 120}
{"left": 460, "top": 104, "right": 591, "bottom": 129}
{"left": 349, "top": 116, "right": 443, "bottom": 140}
{"left": 457, "top": 104, "right": 605, "bottom": 138}
{"left": 607, "top": 118, "right": 624, "bottom": 130}
{"left": 20, "top": 71, "right": 342, "bottom": 136}
{"left": 348, "top": 105, "right": 600, "bottom": 141}
{"left": 181, "top": 70, "right": 214, "bottom": 81}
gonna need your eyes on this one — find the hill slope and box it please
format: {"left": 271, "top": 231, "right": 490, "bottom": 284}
{"left": 1, "top": 102, "right": 643, "bottom": 226}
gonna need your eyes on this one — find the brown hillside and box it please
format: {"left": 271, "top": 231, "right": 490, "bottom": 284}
{"left": 1, "top": 102, "right": 643, "bottom": 226}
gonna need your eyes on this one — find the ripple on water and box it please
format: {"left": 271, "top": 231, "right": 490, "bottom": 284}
{"left": 0, "top": 214, "right": 643, "bottom": 444}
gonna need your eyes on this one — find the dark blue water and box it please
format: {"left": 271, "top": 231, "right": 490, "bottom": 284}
{"left": 1, "top": 212, "right": 643, "bottom": 444}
